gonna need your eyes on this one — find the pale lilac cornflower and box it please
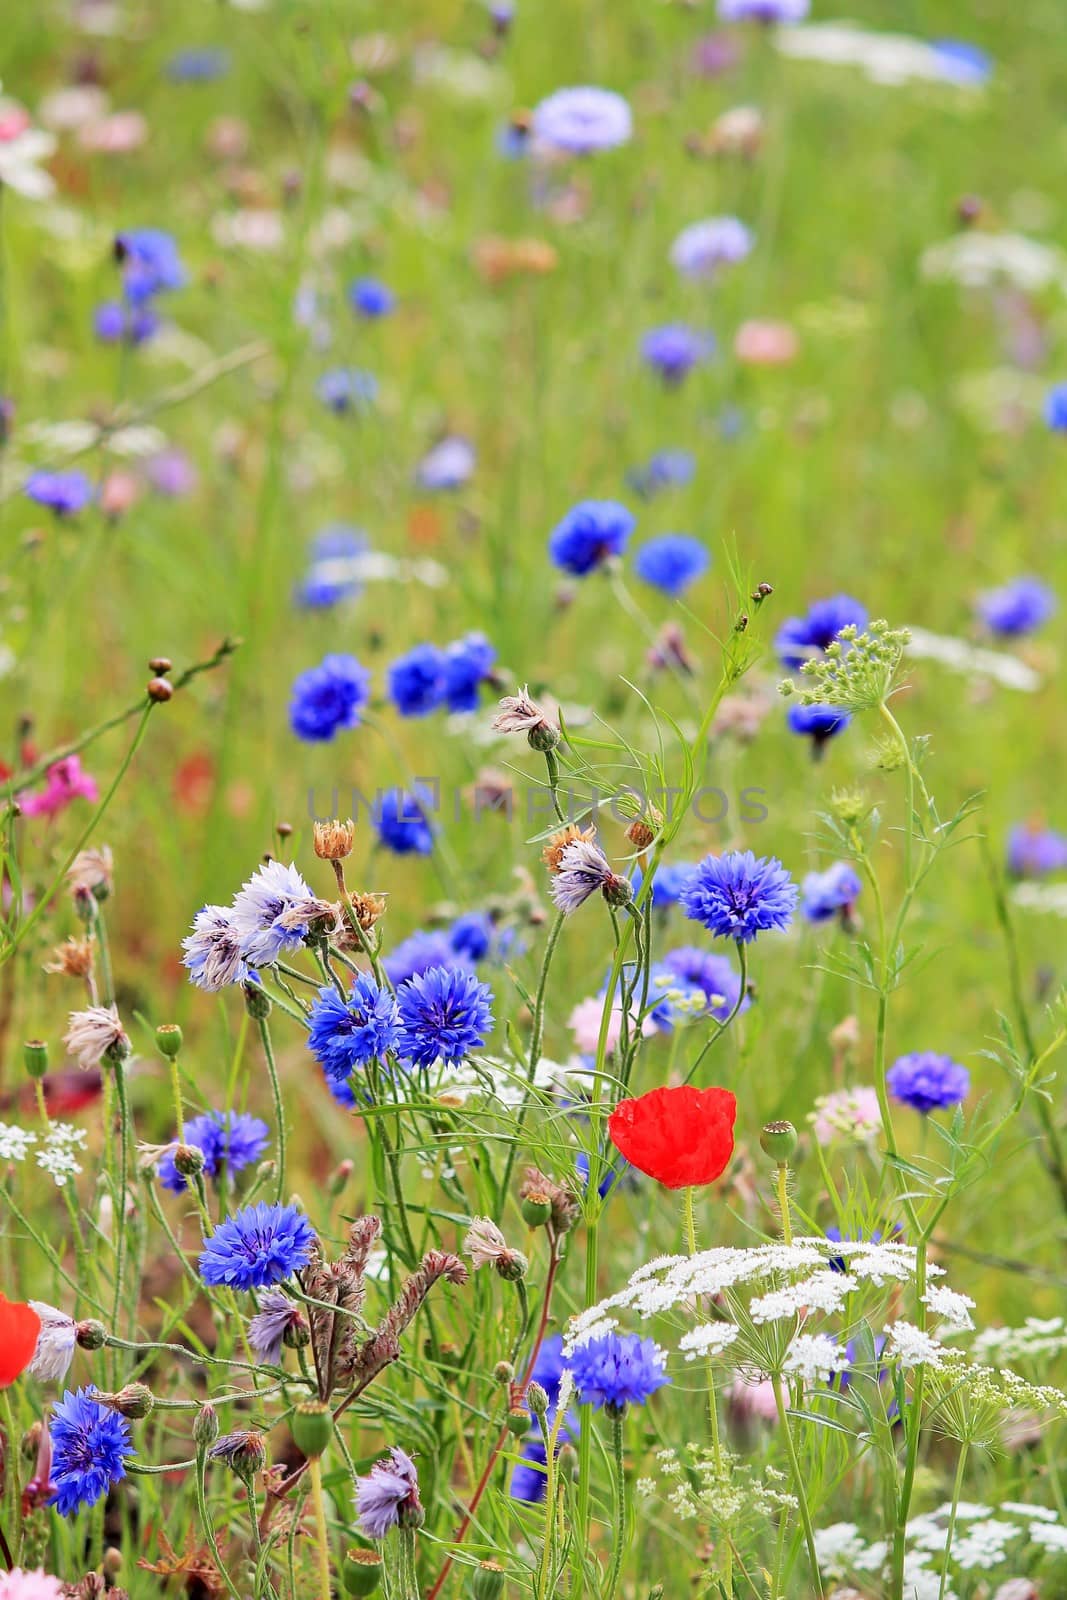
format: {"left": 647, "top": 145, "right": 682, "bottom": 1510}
{"left": 550, "top": 839, "right": 633, "bottom": 915}
{"left": 27, "top": 1302, "right": 77, "bottom": 1382}
{"left": 231, "top": 861, "right": 314, "bottom": 966}
{"left": 810, "top": 1085, "right": 882, "bottom": 1145}
{"left": 355, "top": 1447, "right": 423, "bottom": 1538}
{"left": 532, "top": 87, "right": 632, "bottom": 155}
{"left": 670, "top": 217, "right": 753, "bottom": 280}
{"left": 247, "top": 1289, "right": 305, "bottom": 1365}
{"left": 63, "top": 1005, "right": 129, "bottom": 1070}
{"left": 182, "top": 905, "right": 254, "bottom": 992}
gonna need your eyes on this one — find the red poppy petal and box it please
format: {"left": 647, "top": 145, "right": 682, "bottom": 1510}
{"left": 0, "top": 1294, "right": 40, "bottom": 1387}
{"left": 609, "top": 1084, "right": 736, "bottom": 1189}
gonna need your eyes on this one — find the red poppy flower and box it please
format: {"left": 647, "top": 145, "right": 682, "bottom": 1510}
{"left": 0, "top": 1293, "right": 40, "bottom": 1387}
{"left": 608, "top": 1084, "right": 736, "bottom": 1190}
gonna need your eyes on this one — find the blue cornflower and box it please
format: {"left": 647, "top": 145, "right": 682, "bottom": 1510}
{"left": 182, "top": 905, "right": 255, "bottom": 992}
{"left": 575, "top": 1150, "right": 626, "bottom": 1197}
{"left": 680, "top": 851, "right": 797, "bottom": 943}
{"left": 659, "top": 946, "right": 749, "bottom": 1022}
{"left": 444, "top": 632, "right": 496, "bottom": 712}
{"left": 94, "top": 300, "right": 159, "bottom": 345}
{"left": 316, "top": 367, "right": 377, "bottom": 415}
{"left": 932, "top": 40, "right": 992, "bottom": 85}
{"left": 289, "top": 653, "right": 371, "bottom": 741}
{"left": 976, "top": 576, "right": 1056, "bottom": 637}
{"left": 24, "top": 470, "right": 94, "bottom": 517}
{"left": 295, "top": 526, "right": 366, "bottom": 608}
{"left": 448, "top": 911, "right": 494, "bottom": 962}
{"left": 231, "top": 860, "right": 313, "bottom": 967}
{"left": 384, "top": 929, "right": 461, "bottom": 986}
{"left": 1045, "top": 383, "right": 1067, "bottom": 432}
{"left": 116, "top": 229, "right": 187, "bottom": 304}
{"left": 531, "top": 87, "right": 632, "bottom": 154}
{"left": 886, "top": 1052, "right": 970, "bottom": 1115}
{"left": 633, "top": 535, "right": 710, "bottom": 597}
{"left": 775, "top": 595, "right": 868, "bottom": 670}
{"left": 626, "top": 449, "right": 695, "bottom": 499}
{"left": 395, "top": 966, "right": 494, "bottom": 1068}
{"left": 165, "top": 47, "right": 231, "bottom": 81}
{"left": 199, "top": 1202, "right": 316, "bottom": 1290}
{"left": 631, "top": 862, "right": 697, "bottom": 908}
{"left": 787, "top": 702, "right": 852, "bottom": 746}
{"left": 670, "top": 217, "right": 752, "bottom": 280}
{"left": 348, "top": 276, "right": 395, "bottom": 318}
{"left": 1008, "top": 823, "right": 1067, "bottom": 879}
{"left": 355, "top": 1447, "right": 423, "bottom": 1539}
{"left": 719, "top": 0, "right": 809, "bottom": 18}
{"left": 640, "top": 325, "right": 714, "bottom": 385}
{"left": 307, "top": 975, "right": 399, "bottom": 1086}
{"left": 158, "top": 1110, "right": 270, "bottom": 1192}
{"left": 801, "top": 862, "right": 862, "bottom": 923}
{"left": 549, "top": 499, "right": 635, "bottom": 577}
{"left": 416, "top": 436, "right": 476, "bottom": 491}
{"left": 387, "top": 644, "right": 448, "bottom": 717}
{"left": 375, "top": 788, "right": 435, "bottom": 855}
{"left": 567, "top": 1332, "right": 669, "bottom": 1412}
{"left": 49, "top": 1387, "right": 134, "bottom": 1517}
{"left": 824, "top": 1226, "right": 890, "bottom": 1274}
{"left": 509, "top": 1335, "right": 577, "bottom": 1503}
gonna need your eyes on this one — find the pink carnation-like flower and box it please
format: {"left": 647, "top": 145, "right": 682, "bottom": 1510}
{"left": 733, "top": 319, "right": 799, "bottom": 366}
{"left": 0, "top": 1570, "right": 66, "bottom": 1600}
{"left": 810, "top": 1085, "right": 882, "bottom": 1145}
{"left": 19, "top": 757, "right": 99, "bottom": 819}
{"left": 567, "top": 996, "right": 656, "bottom": 1055}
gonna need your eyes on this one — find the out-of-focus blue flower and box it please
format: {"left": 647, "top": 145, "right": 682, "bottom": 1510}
{"left": 383, "top": 929, "right": 461, "bottom": 986}
{"left": 509, "top": 1335, "right": 577, "bottom": 1503}
{"left": 549, "top": 499, "right": 635, "bottom": 576}
{"left": 148, "top": 449, "right": 198, "bottom": 498}
{"left": 801, "top": 862, "right": 862, "bottom": 923}
{"left": 387, "top": 644, "right": 448, "bottom": 717}
{"left": 375, "top": 788, "right": 435, "bottom": 855}
{"left": 718, "top": 0, "right": 809, "bottom": 19}
{"left": 295, "top": 526, "right": 366, "bottom": 609}
{"left": 645, "top": 962, "right": 707, "bottom": 1030}
{"left": 932, "top": 40, "right": 992, "bottom": 85}
{"left": 49, "top": 1387, "right": 134, "bottom": 1517}
{"left": 670, "top": 217, "right": 752, "bottom": 279}
{"left": 116, "top": 229, "right": 187, "bottom": 304}
{"left": 355, "top": 1448, "right": 422, "bottom": 1539}
{"left": 182, "top": 906, "right": 254, "bottom": 992}
{"left": 976, "top": 576, "right": 1056, "bottom": 637}
{"left": 94, "top": 300, "right": 159, "bottom": 345}
{"left": 1045, "top": 383, "right": 1067, "bottom": 432}
{"left": 289, "top": 654, "right": 371, "bottom": 741}
{"left": 787, "top": 702, "right": 852, "bottom": 745}
{"left": 165, "top": 47, "right": 231, "bottom": 82}
{"left": 199, "top": 1202, "right": 316, "bottom": 1290}
{"left": 659, "top": 946, "right": 749, "bottom": 1022}
{"left": 247, "top": 1288, "right": 304, "bottom": 1365}
{"left": 316, "top": 367, "right": 377, "bottom": 414}
{"left": 575, "top": 1150, "right": 626, "bottom": 1197}
{"left": 231, "top": 860, "right": 313, "bottom": 968}
{"left": 680, "top": 851, "right": 797, "bottom": 943}
{"left": 444, "top": 632, "right": 496, "bottom": 712}
{"left": 348, "top": 276, "right": 395, "bottom": 318}
{"left": 1007, "top": 823, "right": 1067, "bottom": 879}
{"left": 631, "top": 862, "right": 697, "bottom": 908}
{"left": 633, "top": 535, "right": 710, "bottom": 597}
{"left": 24, "top": 470, "right": 94, "bottom": 517}
{"left": 416, "top": 436, "right": 476, "bottom": 490}
{"left": 307, "top": 975, "right": 400, "bottom": 1087}
{"left": 158, "top": 1110, "right": 269, "bottom": 1192}
{"left": 775, "top": 595, "right": 868, "bottom": 670}
{"left": 449, "top": 911, "right": 494, "bottom": 962}
{"left": 567, "top": 1332, "right": 669, "bottom": 1412}
{"left": 887, "top": 1052, "right": 970, "bottom": 1115}
{"left": 532, "top": 86, "right": 632, "bottom": 154}
{"left": 627, "top": 449, "right": 696, "bottom": 499}
{"left": 395, "top": 966, "right": 494, "bottom": 1068}
{"left": 641, "top": 325, "right": 714, "bottom": 385}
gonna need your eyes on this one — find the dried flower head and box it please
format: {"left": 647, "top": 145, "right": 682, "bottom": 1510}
{"left": 492, "top": 685, "right": 561, "bottom": 750}
{"left": 63, "top": 1006, "right": 130, "bottom": 1070}
{"left": 542, "top": 823, "right": 597, "bottom": 873}
{"left": 346, "top": 891, "right": 388, "bottom": 931}
{"left": 66, "top": 846, "right": 113, "bottom": 899}
{"left": 43, "top": 939, "right": 95, "bottom": 979}
{"left": 313, "top": 819, "right": 355, "bottom": 860}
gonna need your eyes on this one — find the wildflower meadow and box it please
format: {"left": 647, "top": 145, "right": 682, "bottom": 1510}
{"left": 3, "top": 3, "right": 1067, "bottom": 1598}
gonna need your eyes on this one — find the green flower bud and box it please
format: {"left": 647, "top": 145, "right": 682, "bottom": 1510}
{"left": 520, "top": 1193, "right": 552, "bottom": 1229}
{"left": 601, "top": 874, "right": 633, "bottom": 910}
{"left": 505, "top": 1408, "right": 530, "bottom": 1437}
{"left": 75, "top": 1319, "right": 107, "bottom": 1351}
{"left": 493, "top": 1250, "right": 528, "bottom": 1283}
{"left": 23, "top": 1040, "right": 48, "bottom": 1080}
{"left": 342, "top": 1549, "right": 382, "bottom": 1596}
{"left": 173, "top": 1144, "right": 205, "bottom": 1179}
{"left": 290, "top": 1400, "right": 333, "bottom": 1460}
{"left": 528, "top": 723, "right": 560, "bottom": 753}
{"left": 526, "top": 1382, "right": 549, "bottom": 1420}
{"left": 493, "top": 1361, "right": 514, "bottom": 1386}
{"left": 759, "top": 1120, "right": 798, "bottom": 1165}
{"left": 193, "top": 1403, "right": 219, "bottom": 1449}
{"left": 243, "top": 982, "right": 272, "bottom": 1021}
{"left": 98, "top": 1384, "right": 154, "bottom": 1420}
{"left": 155, "top": 1024, "right": 183, "bottom": 1058}
{"left": 472, "top": 1560, "right": 506, "bottom": 1599}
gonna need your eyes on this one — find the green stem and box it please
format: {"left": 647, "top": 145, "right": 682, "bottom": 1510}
{"left": 111, "top": 1058, "right": 132, "bottom": 1338}
{"left": 772, "top": 1377, "right": 824, "bottom": 1599}
{"left": 257, "top": 1017, "right": 287, "bottom": 1204}
{"left": 195, "top": 1448, "right": 244, "bottom": 1600}
{"left": 938, "top": 1443, "right": 969, "bottom": 1600}
{"left": 603, "top": 1409, "right": 627, "bottom": 1600}
{"left": 500, "top": 908, "right": 566, "bottom": 1209}
{"left": 776, "top": 1163, "right": 792, "bottom": 1246}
